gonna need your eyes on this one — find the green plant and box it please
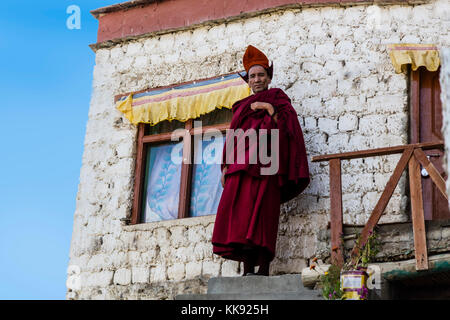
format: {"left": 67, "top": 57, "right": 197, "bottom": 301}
{"left": 344, "top": 229, "right": 380, "bottom": 271}
{"left": 319, "top": 264, "right": 343, "bottom": 300}
{"left": 311, "top": 229, "right": 380, "bottom": 300}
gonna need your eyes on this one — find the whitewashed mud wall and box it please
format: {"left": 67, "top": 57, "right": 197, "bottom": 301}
{"left": 68, "top": 0, "right": 450, "bottom": 299}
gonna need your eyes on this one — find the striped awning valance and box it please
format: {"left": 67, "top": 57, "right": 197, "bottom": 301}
{"left": 116, "top": 73, "right": 250, "bottom": 125}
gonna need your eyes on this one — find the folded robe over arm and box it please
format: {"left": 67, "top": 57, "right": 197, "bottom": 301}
{"left": 212, "top": 87, "right": 310, "bottom": 263}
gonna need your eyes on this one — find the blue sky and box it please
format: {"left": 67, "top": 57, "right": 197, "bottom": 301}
{"left": 0, "top": 1, "right": 119, "bottom": 300}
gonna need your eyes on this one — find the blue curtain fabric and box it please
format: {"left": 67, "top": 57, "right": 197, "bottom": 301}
{"left": 190, "top": 135, "right": 225, "bottom": 217}
{"left": 142, "top": 142, "right": 183, "bottom": 222}
{"left": 141, "top": 136, "right": 225, "bottom": 222}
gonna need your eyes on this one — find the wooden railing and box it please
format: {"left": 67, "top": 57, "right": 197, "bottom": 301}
{"left": 312, "top": 141, "right": 447, "bottom": 271}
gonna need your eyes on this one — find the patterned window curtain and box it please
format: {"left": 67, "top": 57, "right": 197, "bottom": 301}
{"left": 189, "top": 108, "right": 231, "bottom": 217}
{"left": 141, "top": 108, "right": 231, "bottom": 222}
{"left": 190, "top": 135, "right": 225, "bottom": 217}
{"left": 142, "top": 141, "right": 183, "bottom": 223}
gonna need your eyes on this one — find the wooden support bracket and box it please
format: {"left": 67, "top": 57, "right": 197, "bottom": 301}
{"left": 351, "top": 147, "right": 414, "bottom": 262}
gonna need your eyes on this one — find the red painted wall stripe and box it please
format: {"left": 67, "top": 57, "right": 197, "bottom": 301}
{"left": 92, "top": 0, "right": 411, "bottom": 44}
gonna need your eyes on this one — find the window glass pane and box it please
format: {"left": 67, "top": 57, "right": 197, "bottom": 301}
{"left": 197, "top": 108, "right": 232, "bottom": 126}
{"left": 141, "top": 141, "right": 183, "bottom": 222}
{"left": 145, "top": 120, "right": 185, "bottom": 135}
{"left": 190, "top": 133, "right": 225, "bottom": 217}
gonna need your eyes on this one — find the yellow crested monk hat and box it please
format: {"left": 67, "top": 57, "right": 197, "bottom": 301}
{"left": 240, "top": 45, "right": 273, "bottom": 82}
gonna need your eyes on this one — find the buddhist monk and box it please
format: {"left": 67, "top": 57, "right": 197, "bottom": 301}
{"left": 212, "top": 45, "right": 310, "bottom": 276}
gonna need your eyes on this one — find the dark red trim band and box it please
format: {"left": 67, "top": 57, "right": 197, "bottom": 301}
{"left": 91, "top": 0, "right": 414, "bottom": 44}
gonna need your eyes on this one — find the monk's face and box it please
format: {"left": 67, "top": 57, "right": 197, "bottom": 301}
{"left": 248, "top": 65, "right": 271, "bottom": 93}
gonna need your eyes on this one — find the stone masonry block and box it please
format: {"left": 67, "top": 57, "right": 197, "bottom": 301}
{"left": 168, "top": 263, "right": 186, "bottom": 281}
{"left": 114, "top": 268, "right": 131, "bottom": 285}
{"left": 202, "top": 261, "right": 221, "bottom": 277}
{"left": 318, "top": 118, "right": 338, "bottom": 135}
{"left": 221, "top": 260, "right": 241, "bottom": 277}
{"left": 150, "top": 265, "right": 167, "bottom": 283}
{"left": 132, "top": 267, "right": 150, "bottom": 283}
{"left": 185, "top": 261, "right": 202, "bottom": 279}
{"left": 339, "top": 114, "right": 358, "bottom": 132}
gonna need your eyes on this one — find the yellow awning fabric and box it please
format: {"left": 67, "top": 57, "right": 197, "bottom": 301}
{"left": 116, "top": 73, "right": 251, "bottom": 126}
{"left": 388, "top": 44, "right": 440, "bottom": 74}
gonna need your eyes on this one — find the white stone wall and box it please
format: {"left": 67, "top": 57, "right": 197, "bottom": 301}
{"left": 68, "top": 0, "right": 450, "bottom": 299}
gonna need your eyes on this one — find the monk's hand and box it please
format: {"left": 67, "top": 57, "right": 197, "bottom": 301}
{"left": 250, "top": 102, "right": 275, "bottom": 116}
{"left": 221, "top": 166, "right": 228, "bottom": 188}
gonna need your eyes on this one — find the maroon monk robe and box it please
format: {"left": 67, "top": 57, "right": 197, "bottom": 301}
{"left": 212, "top": 88, "right": 310, "bottom": 263}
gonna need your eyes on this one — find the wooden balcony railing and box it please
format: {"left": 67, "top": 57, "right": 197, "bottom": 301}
{"left": 312, "top": 141, "right": 446, "bottom": 271}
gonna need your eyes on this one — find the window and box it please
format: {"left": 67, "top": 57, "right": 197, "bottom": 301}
{"left": 131, "top": 107, "right": 233, "bottom": 224}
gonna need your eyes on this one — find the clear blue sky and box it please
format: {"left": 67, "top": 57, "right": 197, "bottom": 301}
{"left": 0, "top": 1, "right": 119, "bottom": 300}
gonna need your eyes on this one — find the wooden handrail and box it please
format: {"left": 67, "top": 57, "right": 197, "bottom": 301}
{"left": 312, "top": 141, "right": 444, "bottom": 162}
{"left": 315, "top": 141, "right": 447, "bottom": 270}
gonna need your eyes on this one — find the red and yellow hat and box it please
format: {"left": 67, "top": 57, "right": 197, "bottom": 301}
{"left": 240, "top": 45, "right": 273, "bottom": 83}
{"left": 243, "top": 45, "right": 270, "bottom": 73}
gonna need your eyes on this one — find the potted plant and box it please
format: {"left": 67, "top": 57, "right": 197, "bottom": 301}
{"left": 340, "top": 230, "right": 379, "bottom": 300}
{"left": 311, "top": 229, "right": 379, "bottom": 300}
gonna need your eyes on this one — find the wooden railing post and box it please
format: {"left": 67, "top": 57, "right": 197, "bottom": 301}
{"left": 408, "top": 153, "right": 429, "bottom": 270}
{"left": 329, "top": 158, "right": 344, "bottom": 267}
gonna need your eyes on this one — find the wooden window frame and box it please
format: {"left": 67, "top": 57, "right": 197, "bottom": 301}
{"left": 130, "top": 118, "right": 230, "bottom": 224}
{"left": 409, "top": 65, "right": 442, "bottom": 144}
{"left": 409, "top": 65, "right": 449, "bottom": 221}
{"left": 114, "top": 72, "right": 243, "bottom": 224}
